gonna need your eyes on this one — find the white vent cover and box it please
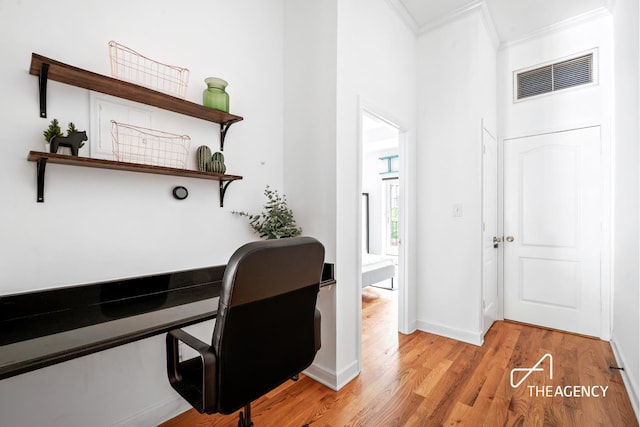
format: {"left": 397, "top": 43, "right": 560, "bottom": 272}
{"left": 516, "top": 53, "right": 594, "bottom": 100}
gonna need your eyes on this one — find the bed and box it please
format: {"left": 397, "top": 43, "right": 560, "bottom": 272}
{"left": 362, "top": 253, "right": 395, "bottom": 288}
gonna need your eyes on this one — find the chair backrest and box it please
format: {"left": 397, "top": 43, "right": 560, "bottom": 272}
{"left": 212, "top": 236, "right": 325, "bottom": 414}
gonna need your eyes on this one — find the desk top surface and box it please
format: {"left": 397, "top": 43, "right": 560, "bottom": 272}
{"left": 0, "top": 263, "right": 335, "bottom": 381}
{"left": 0, "top": 266, "right": 224, "bottom": 380}
{"left": 0, "top": 298, "right": 219, "bottom": 380}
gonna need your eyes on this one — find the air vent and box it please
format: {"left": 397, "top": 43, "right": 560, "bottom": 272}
{"left": 516, "top": 53, "right": 594, "bottom": 100}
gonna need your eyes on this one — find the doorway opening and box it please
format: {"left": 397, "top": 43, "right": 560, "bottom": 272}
{"left": 360, "top": 109, "right": 402, "bottom": 334}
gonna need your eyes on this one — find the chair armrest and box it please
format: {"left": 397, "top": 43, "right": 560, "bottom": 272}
{"left": 168, "top": 328, "right": 211, "bottom": 353}
{"left": 166, "top": 329, "right": 217, "bottom": 414}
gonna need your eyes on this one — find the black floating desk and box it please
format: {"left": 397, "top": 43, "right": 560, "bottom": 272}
{"left": 0, "top": 263, "right": 335, "bottom": 381}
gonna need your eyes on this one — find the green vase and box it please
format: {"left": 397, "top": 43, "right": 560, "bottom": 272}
{"left": 202, "top": 77, "right": 229, "bottom": 112}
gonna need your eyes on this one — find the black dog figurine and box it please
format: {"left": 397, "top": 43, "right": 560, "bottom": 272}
{"left": 50, "top": 131, "right": 88, "bottom": 156}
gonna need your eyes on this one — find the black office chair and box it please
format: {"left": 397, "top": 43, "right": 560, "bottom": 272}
{"left": 166, "top": 237, "right": 324, "bottom": 426}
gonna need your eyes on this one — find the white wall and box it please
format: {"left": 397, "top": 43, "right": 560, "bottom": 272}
{"left": 0, "top": 0, "right": 286, "bottom": 293}
{"left": 283, "top": 0, "right": 339, "bottom": 388}
{"left": 0, "top": 0, "right": 285, "bottom": 425}
{"left": 611, "top": 0, "right": 640, "bottom": 416}
{"left": 416, "top": 9, "right": 497, "bottom": 345}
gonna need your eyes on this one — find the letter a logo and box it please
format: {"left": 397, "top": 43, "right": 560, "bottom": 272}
{"left": 510, "top": 353, "right": 553, "bottom": 388}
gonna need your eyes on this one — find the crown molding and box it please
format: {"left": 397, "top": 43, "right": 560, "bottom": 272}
{"left": 384, "top": 0, "right": 420, "bottom": 35}
{"left": 416, "top": 1, "right": 499, "bottom": 48}
{"left": 385, "top": 0, "right": 608, "bottom": 51}
{"left": 417, "top": 0, "right": 483, "bottom": 36}
{"left": 499, "top": 6, "right": 612, "bottom": 50}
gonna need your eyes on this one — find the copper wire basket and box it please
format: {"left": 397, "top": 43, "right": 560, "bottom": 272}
{"left": 111, "top": 121, "right": 191, "bottom": 169}
{"left": 108, "top": 41, "right": 190, "bottom": 99}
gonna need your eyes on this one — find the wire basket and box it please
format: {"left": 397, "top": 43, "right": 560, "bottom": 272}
{"left": 111, "top": 121, "right": 191, "bottom": 169}
{"left": 108, "top": 41, "right": 190, "bottom": 99}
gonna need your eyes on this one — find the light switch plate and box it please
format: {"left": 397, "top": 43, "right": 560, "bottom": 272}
{"left": 453, "top": 203, "right": 463, "bottom": 217}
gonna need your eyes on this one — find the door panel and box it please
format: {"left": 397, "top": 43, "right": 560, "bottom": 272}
{"left": 521, "top": 145, "right": 579, "bottom": 247}
{"left": 504, "top": 127, "right": 601, "bottom": 337}
{"left": 520, "top": 258, "right": 580, "bottom": 308}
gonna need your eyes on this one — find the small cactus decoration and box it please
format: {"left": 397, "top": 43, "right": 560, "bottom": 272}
{"left": 196, "top": 146, "right": 227, "bottom": 174}
{"left": 210, "top": 151, "right": 226, "bottom": 173}
{"left": 196, "top": 145, "right": 212, "bottom": 172}
{"left": 212, "top": 151, "right": 224, "bottom": 162}
{"left": 210, "top": 159, "right": 226, "bottom": 174}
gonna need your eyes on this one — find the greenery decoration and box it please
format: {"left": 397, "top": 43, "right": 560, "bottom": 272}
{"left": 43, "top": 119, "right": 63, "bottom": 142}
{"left": 233, "top": 186, "right": 302, "bottom": 239}
{"left": 43, "top": 119, "right": 85, "bottom": 148}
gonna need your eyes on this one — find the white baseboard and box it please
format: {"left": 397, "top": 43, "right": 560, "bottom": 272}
{"left": 399, "top": 319, "right": 418, "bottom": 335}
{"left": 304, "top": 361, "right": 338, "bottom": 391}
{"left": 335, "top": 359, "right": 360, "bottom": 390}
{"left": 416, "top": 320, "right": 484, "bottom": 346}
{"left": 304, "top": 359, "right": 360, "bottom": 392}
{"left": 111, "top": 396, "right": 190, "bottom": 427}
{"left": 610, "top": 335, "right": 639, "bottom": 421}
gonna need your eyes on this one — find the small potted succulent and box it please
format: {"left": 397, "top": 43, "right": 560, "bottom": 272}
{"left": 233, "top": 186, "right": 302, "bottom": 239}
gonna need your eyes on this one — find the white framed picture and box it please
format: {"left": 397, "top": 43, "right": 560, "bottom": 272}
{"left": 89, "top": 92, "right": 153, "bottom": 160}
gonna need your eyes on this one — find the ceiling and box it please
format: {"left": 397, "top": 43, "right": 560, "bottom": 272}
{"left": 396, "top": 0, "right": 609, "bottom": 42}
{"left": 363, "top": 0, "right": 611, "bottom": 148}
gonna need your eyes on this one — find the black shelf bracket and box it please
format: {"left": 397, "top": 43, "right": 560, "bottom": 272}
{"left": 36, "top": 158, "right": 47, "bottom": 202}
{"left": 39, "top": 63, "right": 49, "bottom": 118}
{"left": 220, "top": 118, "right": 242, "bottom": 151}
{"left": 219, "top": 180, "right": 235, "bottom": 207}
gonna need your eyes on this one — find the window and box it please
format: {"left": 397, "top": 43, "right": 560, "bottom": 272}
{"left": 383, "top": 178, "right": 399, "bottom": 256}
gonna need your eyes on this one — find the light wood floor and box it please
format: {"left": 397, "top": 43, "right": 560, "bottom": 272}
{"left": 161, "top": 287, "right": 638, "bottom": 427}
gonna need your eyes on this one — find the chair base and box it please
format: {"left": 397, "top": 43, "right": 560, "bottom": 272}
{"left": 238, "top": 404, "right": 253, "bottom": 427}
{"left": 234, "top": 376, "right": 310, "bottom": 426}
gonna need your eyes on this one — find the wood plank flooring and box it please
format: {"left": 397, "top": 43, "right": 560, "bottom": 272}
{"left": 160, "top": 287, "right": 638, "bottom": 427}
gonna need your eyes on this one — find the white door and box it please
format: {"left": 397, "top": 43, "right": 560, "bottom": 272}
{"left": 504, "top": 127, "right": 602, "bottom": 337}
{"left": 482, "top": 128, "right": 499, "bottom": 335}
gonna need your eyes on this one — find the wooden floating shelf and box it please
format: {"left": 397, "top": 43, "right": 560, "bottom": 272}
{"left": 27, "top": 151, "right": 242, "bottom": 206}
{"left": 27, "top": 151, "right": 242, "bottom": 180}
{"left": 29, "top": 53, "right": 243, "bottom": 150}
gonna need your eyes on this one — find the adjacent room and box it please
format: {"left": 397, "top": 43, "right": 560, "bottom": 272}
{"left": 361, "top": 110, "right": 400, "bottom": 290}
{"left": 0, "top": 0, "right": 637, "bottom": 426}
